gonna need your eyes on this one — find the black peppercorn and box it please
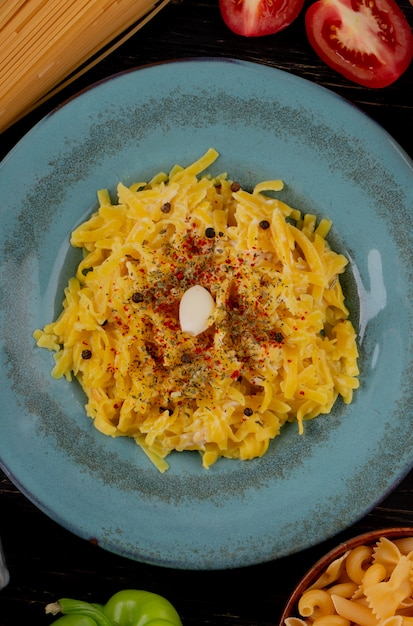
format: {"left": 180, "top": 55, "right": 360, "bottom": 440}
{"left": 131, "top": 292, "right": 144, "bottom": 303}
{"left": 230, "top": 182, "right": 241, "bottom": 192}
{"left": 81, "top": 349, "right": 92, "bottom": 360}
{"left": 161, "top": 202, "right": 171, "bottom": 213}
{"left": 244, "top": 407, "right": 253, "bottom": 417}
{"left": 205, "top": 227, "right": 216, "bottom": 239}
{"left": 259, "top": 220, "right": 270, "bottom": 230}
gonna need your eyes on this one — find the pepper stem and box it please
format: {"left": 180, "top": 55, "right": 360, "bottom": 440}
{"left": 45, "top": 598, "right": 114, "bottom": 626}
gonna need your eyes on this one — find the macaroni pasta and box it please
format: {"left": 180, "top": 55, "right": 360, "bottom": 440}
{"left": 285, "top": 536, "right": 413, "bottom": 626}
{"left": 33, "top": 148, "right": 359, "bottom": 471}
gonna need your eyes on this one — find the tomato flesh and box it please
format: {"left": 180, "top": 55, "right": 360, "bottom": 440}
{"left": 219, "top": 0, "right": 305, "bottom": 37}
{"left": 305, "top": 0, "right": 413, "bottom": 87}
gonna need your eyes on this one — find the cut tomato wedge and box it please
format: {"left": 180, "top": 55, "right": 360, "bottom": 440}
{"left": 219, "top": 0, "right": 305, "bottom": 37}
{"left": 305, "top": 0, "right": 413, "bottom": 88}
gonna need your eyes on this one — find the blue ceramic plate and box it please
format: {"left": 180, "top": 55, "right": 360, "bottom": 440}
{"left": 1, "top": 59, "right": 412, "bottom": 570}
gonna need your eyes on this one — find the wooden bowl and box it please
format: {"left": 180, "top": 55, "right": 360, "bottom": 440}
{"left": 279, "top": 527, "right": 413, "bottom": 625}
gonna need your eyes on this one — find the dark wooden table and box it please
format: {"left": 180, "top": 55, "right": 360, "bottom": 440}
{"left": 1, "top": 1, "right": 413, "bottom": 624}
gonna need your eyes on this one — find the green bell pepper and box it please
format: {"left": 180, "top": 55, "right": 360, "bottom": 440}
{"left": 45, "top": 589, "right": 183, "bottom": 626}
{"left": 45, "top": 617, "right": 98, "bottom": 626}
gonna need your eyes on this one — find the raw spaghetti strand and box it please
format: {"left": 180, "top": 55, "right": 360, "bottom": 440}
{"left": 0, "top": 0, "right": 170, "bottom": 132}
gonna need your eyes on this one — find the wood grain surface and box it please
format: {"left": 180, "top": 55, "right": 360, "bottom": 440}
{"left": 1, "top": 1, "right": 412, "bottom": 623}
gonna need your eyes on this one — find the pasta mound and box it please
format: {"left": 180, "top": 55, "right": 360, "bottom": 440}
{"left": 33, "top": 148, "right": 359, "bottom": 472}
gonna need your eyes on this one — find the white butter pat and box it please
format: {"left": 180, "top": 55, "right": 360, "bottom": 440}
{"left": 179, "top": 285, "right": 216, "bottom": 336}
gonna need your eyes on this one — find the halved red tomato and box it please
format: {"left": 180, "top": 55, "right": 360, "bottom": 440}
{"left": 219, "top": 0, "right": 305, "bottom": 37}
{"left": 305, "top": 0, "right": 413, "bottom": 88}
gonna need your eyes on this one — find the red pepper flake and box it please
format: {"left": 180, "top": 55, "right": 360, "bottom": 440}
{"left": 231, "top": 370, "right": 240, "bottom": 379}
{"left": 164, "top": 318, "right": 180, "bottom": 331}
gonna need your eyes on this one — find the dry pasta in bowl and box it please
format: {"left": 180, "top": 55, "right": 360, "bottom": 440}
{"left": 280, "top": 528, "right": 413, "bottom": 626}
{"left": 33, "top": 148, "right": 359, "bottom": 472}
